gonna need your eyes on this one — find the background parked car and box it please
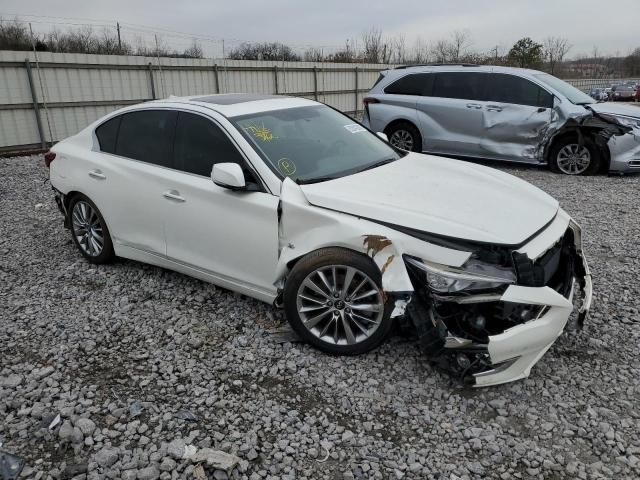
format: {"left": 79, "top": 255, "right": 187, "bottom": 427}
{"left": 611, "top": 84, "right": 636, "bottom": 101}
{"left": 362, "top": 65, "right": 640, "bottom": 175}
{"left": 589, "top": 88, "right": 608, "bottom": 101}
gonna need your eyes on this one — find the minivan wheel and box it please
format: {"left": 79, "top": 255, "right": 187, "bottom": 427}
{"left": 386, "top": 122, "right": 422, "bottom": 152}
{"left": 68, "top": 194, "right": 115, "bottom": 264}
{"left": 549, "top": 137, "right": 601, "bottom": 175}
{"left": 283, "top": 248, "right": 394, "bottom": 355}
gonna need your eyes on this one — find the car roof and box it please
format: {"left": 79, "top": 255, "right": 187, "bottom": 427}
{"left": 148, "top": 93, "right": 318, "bottom": 118}
{"left": 382, "top": 64, "right": 546, "bottom": 77}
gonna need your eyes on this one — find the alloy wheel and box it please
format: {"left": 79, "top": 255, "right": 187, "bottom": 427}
{"left": 295, "top": 265, "right": 384, "bottom": 346}
{"left": 556, "top": 144, "right": 591, "bottom": 175}
{"left": 389, "top": 129, "right": 414, "bottom": 151}
{"left": 71, "top": 201, "right": 104, "bottom": 256}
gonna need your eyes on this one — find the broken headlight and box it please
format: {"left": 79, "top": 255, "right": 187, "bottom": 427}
{"left": 405, "top": 257, "right": 516, "bottom": 294}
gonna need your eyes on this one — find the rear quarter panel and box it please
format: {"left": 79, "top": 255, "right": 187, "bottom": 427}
{"left": 366, "top": 95, "right": 420, "bottom": 134}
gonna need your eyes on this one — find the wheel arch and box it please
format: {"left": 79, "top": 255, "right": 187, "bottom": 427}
{"left": 544, "top": 127, "right": 611, "bottom": 172}
{"left": 383, "top": 118, "right": 420, "bottom": 137}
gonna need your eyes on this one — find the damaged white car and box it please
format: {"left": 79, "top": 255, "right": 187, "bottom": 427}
{"left": 362, "top": 65, "right": 640, "bottom": 175}
{"left": 46, "top": 94, "right": 592, "bottom": 386}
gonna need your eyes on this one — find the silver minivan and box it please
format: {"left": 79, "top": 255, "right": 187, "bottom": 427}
{"left": 362, "top": 65, "right": 640, "bottom": 175}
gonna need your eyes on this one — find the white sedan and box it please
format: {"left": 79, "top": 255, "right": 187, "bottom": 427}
{"left": 47, "top": 94, "right": 592, "bottom": 386}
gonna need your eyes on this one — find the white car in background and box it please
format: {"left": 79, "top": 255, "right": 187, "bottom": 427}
{"left": 46, "top": 94, "right": 591, "bottom": 387}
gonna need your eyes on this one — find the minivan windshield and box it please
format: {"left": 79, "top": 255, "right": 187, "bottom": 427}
{"left": 533, "top": 73, "right": 595, "bottom": 105}
{"left": 230, "top": 105, "right": 402, "bottom": 183}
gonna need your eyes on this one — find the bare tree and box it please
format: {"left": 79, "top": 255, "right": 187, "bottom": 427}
{"left": 411, "top": 37, "right": 432, "bottom": 64}
{"left": 362, "top": 27, "right": 391, "bottom": 63}
{"left": 303, "top": 47, "right": 324, "bottom": 62}
{"left": 183, "top": 40, "right": 203, "bottom": 59}
{"left": 431, "top": 39, "right": 450, "bottom": 63}
{"left": 449, "top": 30, "right": 471, "bottom": 62}
{"left": 391, "top": 34, "right": 407, "bottom": 64}
{"left": 543, "top": 36, "right": 571, "bottom": 75}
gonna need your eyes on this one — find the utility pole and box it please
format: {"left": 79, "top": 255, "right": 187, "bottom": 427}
{"left": 117, "top": 22, "right": 122, "bottom": 53}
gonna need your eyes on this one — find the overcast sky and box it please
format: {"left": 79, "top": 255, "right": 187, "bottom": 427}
{"left": 4, "top": 0, "right": 639, "bottom": 57}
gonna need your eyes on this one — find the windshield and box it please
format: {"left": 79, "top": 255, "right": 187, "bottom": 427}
{"left": 230, "top": 105, "right": 401, "bottom": 183}
{"left": 533, "top": 73, "right": 595, "bottom": 105}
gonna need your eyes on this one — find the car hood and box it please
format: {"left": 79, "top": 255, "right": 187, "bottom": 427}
{"left": 299, "top": 154, "right": 559, "bottom": 246}
{"left": 589, "top": 103, "right": 640, "bottom": 118}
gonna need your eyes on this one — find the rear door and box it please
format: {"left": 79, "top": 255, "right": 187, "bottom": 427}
{"left": 163, "top": 111, "right": 280, "bottom": 298}
{"left": 481, "top": 73, "right": 554, "bottom": 162}
{"left": 416, "top": 71, "right": 490, "bottom": 156}
{"left": 90, "top": 109, "right": 177, "bottom": 255}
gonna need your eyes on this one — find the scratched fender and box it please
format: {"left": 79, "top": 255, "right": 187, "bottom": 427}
{"left": 275, "top": 178, "right": 471, "bottom": 313}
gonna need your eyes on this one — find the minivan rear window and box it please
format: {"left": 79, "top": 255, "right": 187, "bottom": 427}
{"left": 384, "top": 73, "right": 432, "bottom": 96}
{"left": 432, "top": 72, "right": 488, "bottom": 101}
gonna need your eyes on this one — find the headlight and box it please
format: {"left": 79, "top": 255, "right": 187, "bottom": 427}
{"left": 405, "top": 257, "right": 516, "bottom": 293}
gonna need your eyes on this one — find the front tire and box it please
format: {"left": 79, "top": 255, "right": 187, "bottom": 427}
{"left": 549, "top": 136, "right": 601, "bottom": 175}
{"left": 283, "top": 248, "right": 394, "bottom": 355}
{"left": 385, "top": 122, "right": 422, "bottom": 152}
{"left": 68, "top": 194, "right": 115, "bottom": 264}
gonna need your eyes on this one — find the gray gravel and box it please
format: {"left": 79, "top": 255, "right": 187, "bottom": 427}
{"left": 1, "top": 154, "right": 640, "bottom": 480}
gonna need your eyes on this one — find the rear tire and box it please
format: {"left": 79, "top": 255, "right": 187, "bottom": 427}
{"left": 385, "top": 121, "right": 422, "bottom": 152}
{"left": 68, "top": 194, "right": 115, "bottom": 264}
{"left": 549, "top": 136, "right": 601, "bottom": 175}
{"left": 283, "top": 248, "right": 394, "bottom": 356}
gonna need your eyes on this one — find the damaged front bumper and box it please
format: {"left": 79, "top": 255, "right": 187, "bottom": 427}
{"left": 408, "top": 219, "right": 592, "bottom": 387}
{"left": 608, "top": 130, "right": 640, "bottom": 173}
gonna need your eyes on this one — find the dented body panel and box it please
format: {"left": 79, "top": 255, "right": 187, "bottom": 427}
{"left": 276, "top": 177, "right": 471, "bottom": 299}
{"left": 363, "top": 64, "right": 640, "bottom": 173}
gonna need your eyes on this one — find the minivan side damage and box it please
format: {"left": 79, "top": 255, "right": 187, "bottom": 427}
{"left": 276, "top": 179, "right": 591, "bottom": 387}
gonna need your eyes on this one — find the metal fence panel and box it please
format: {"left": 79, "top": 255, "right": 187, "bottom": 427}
{"left": 5, "top": 49, "right": 637, "bottom": 153}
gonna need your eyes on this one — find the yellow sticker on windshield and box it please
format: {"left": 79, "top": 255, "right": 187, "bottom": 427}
{"left": 245, "top": 123, "right": 275, "bottom": 142}
{"left": 277, "top": 158, "right": 296, "bottom": 176}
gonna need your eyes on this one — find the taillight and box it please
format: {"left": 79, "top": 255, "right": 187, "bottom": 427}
{"left": 363, "top": 97, "right": 380, "bottom": 106}
{"left": 44, "top": 151, "right": 56, "bottom": 168}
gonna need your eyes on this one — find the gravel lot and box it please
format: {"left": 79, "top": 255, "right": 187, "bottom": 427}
{"left": 1, "top": 154, "right": 639, "bottom": 480}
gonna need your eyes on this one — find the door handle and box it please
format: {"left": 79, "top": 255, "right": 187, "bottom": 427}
{"left": 486, "top": 105, "right": 503, "bottom": 112}
{"left": 88, "top": 169, "right": 106, "bottom": 180}
{"left": 163, "top": 190, "right": 185, "bottom": 202}
{"left": 466, "top": 103, "right": 482, "bottom": 109}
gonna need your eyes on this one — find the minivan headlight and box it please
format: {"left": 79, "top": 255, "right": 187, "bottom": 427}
{"left": 405, "top": 257, "right": 516, "bottom": 293}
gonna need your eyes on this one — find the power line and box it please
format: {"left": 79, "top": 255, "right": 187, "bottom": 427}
{"left": 2, "top": 13, "right": 346, "bottom": 50}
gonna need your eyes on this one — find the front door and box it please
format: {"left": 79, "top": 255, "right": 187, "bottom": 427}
{"left": 480, "top": 73, "right": 555, "bottom": 162}
{"left": 163, "top": 112, "right": 280, "bottom": 299}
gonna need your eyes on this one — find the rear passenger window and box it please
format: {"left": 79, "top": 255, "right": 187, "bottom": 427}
{"left": 488, "top": 74, "right": 554, "bottom": 108}
{"left": 115, "top": 110, "right": 177, "bottom": 167}
{"left": 432, "top": 72, "right": 488, "bottom": 101}
{"left": 173, "top": 112, "right": 246, "bottom": 177}
{"left": 384, "top": 73, "right": 432, "bottom": 96}
{"left": 95, "top": 116, "right": 121, "bottom": 154}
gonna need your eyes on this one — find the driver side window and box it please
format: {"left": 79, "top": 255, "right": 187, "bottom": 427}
{"left": 173, "top": 112, "right": 249, "bottom": 177}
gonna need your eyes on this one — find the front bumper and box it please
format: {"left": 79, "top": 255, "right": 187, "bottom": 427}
{"left": 408, "top": 218, "right": 592, "bottom": 387}
{"left": 608, "top": 131, "right": 640, "bottom": 173}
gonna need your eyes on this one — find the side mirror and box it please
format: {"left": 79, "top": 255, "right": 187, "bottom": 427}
{"left": 212, "top": 163, "right": 246, "bottom": 190}
{"left": 376, "top": 132, "right": 389, "bottom": 142}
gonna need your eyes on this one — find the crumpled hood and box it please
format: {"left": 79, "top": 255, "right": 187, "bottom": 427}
{"left": 589, "top": 103, "right": 640, "bottom": 119}
{"left": 300, "top": 153, "right": 559, "bottom": 246}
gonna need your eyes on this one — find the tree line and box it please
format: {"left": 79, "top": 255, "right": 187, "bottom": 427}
{"left": 2, "top": 19, "right": 639, "bottom": 78}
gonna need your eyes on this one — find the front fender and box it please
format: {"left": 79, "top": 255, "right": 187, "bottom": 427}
{"left": 276, "top": 179, "right": 471, "bottom": 305}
